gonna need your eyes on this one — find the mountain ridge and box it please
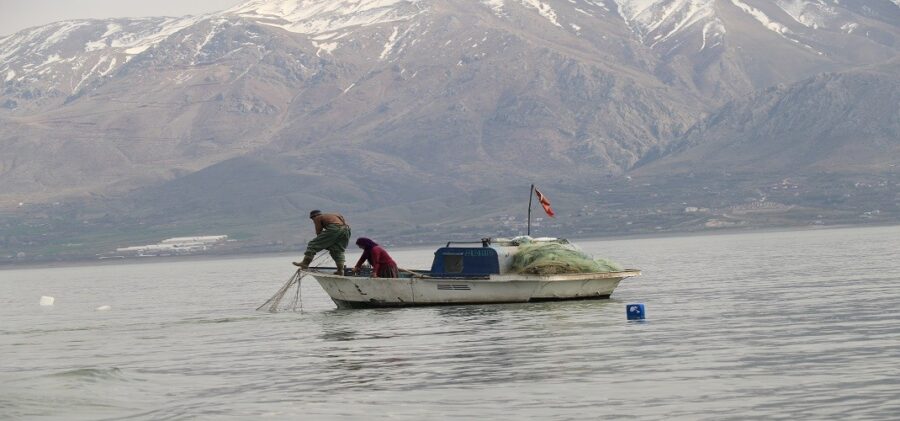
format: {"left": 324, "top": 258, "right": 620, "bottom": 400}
{"left": 634, "top": 64, "right": 900, "bottom": 175}
{"left": 4, "top": 1, "right": 898, "bottom": 103}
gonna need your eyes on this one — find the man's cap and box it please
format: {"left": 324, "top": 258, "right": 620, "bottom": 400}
{"left": 309, "top": 210, "right": 322, "bottom": 218}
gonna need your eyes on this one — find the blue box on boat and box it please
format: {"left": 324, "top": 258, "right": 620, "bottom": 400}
{"left": 626, "top": 303, "right": 645, "bottom": 320}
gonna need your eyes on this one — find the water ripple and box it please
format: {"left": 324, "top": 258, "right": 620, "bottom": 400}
{"left": 2, "top": 226, "right": 900, "bottom": 419}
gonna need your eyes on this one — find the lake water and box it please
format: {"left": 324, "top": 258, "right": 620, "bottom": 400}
{"left": 2, "top": 226, "right": 899, "bottom": 420}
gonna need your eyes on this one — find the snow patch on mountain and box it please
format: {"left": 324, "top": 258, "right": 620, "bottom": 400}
{"left": 227, "top": 0, "right": 427, "bottom": 54}
{"left": 191, "top": 19, "right": 228, "bottom": 64}
{"left": 227, "top": 0, "right": 425, "bottom": 34}
{"left": 700, "top": 20, "right": 725, "bottom": 50}
{"left": 841, "top": 22, "right": 859, "bottom": 34}
{"left": 613, "top": 0, "right": 724, "bottom": 51}
{"left": 46, "top": 21, "right": 91, "bottom": 49}
{"left": 479, "top": 0, "right": 576, "bottom": 27}
{"left": 0, "top": 16, "right": 204, "bottom": 94}
{"left": 729, "top": 0, "right": 791, "bottom": 35}
{"left": 610, "top": 0, "right": 894, "bottom": 52}
{"left": 229, "top": 0, "right": 569, "bottom": 45}
{"left": 380, "top": 26, "right": 400, "bottom": 59}
{"left": 730, "top": 0, "right": 828, "bottom": 55}
{"left": 102, "top": 23, "right": 123, "bottom": 38}
{"left": 771, "top": 0, "right": 900, "bottom": 39}
{"left": 113, "top": 16, "right": 204, "bottom": 55}
{"left": 775, "top": 0, "right": 835, "bottom": 29}
{"left": 515, "top": 0, "right": 562, "bottom": 27}
{"left": 481, "top": 0, "right": 505, "bottom": 14}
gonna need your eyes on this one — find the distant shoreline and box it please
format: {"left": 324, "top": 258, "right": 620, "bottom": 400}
{"left": 3, "top": 222, "right": 898, "bottom": 271}
{"left": 571, "top": 222, "right": 863, "bottom": 243}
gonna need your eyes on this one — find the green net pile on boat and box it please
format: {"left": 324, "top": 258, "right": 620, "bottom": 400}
{"left": 509, "top": 242, "right": 623, "bottom": 275}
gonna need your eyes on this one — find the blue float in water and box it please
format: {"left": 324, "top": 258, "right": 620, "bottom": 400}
{"left": 626, "top": 303, "right": 645, "bottom": 320}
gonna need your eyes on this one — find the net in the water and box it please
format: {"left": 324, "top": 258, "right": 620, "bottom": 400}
{"left": 509, "top": 241, "right": 623, "bottom": 275}
{"left": 257, "top": 270, "right": 304, "bottom": 313}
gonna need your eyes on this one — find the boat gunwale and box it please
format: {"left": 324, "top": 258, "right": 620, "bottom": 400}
{"left": 303, "top": 269, "right": 641, "bottom": 283}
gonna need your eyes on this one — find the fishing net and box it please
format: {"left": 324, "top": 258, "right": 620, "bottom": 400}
{"left": 509, "top": 241, "right": 623, "bottom": 275}
{"left": 257, "top": 270, "right": 304, "bottom": 313}
{"left": 256, "top": 253, "right": 328, "bottom": 313}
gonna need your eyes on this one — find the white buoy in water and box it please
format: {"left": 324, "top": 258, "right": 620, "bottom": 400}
{"left": 40, "top": 296, "right": 55, "bottom": 306}
{"left": 96, "top": 305, "right": 111, "bottom": 311}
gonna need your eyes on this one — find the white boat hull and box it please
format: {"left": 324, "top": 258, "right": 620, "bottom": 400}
{"left": 308, "top": 270, "right": 640, "bottom": 308}
{"left": 495, "top": 272, "right": 631, "bottom": 301}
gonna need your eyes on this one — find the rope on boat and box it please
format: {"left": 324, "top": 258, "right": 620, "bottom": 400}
{"left": 399, "top": 268, "right": 431, "bottom": 278}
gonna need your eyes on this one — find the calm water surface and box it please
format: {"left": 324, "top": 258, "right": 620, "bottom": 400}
{"left": 1, "top": 227, "right": 899, "bottom": 420}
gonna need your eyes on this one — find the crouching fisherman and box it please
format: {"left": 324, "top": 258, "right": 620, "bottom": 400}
{"left": 353, "top": 237, "right": 398, "bottom": 278}
{"left": 293, "top": 210, "right": 351, "bottom": 274}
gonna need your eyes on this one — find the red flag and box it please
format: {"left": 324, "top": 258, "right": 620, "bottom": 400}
{"left": 534, "top": 187, "right": 555, "bottom": 218}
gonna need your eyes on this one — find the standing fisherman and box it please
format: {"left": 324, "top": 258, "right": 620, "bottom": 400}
{"left": 293, "top": 210, "right": 351, "bottom": 274}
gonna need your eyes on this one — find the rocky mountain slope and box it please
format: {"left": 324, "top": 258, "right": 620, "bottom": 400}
{"left": 1, "top": 0, "right": 899, "bottom": 260}
{"left": 635, "top": 64, "right": 900, "bottom": 176}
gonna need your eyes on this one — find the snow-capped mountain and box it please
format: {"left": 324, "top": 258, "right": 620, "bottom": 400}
{"left": 0, "top": 0, "right": 898, "bottom": 222}
{"left": 613, "top": 0, "right": 900, "bottom": 52}
{"left": 613, "top": 0, "right": 725, "bottom": 51}
{"left": 2, "top": 0, "right": 898, "bottom": 102}
{"left": 226, "top": 0, "right": 427, "bottom": 39}
{"left": 0, "top": 16, "right": 204, "bottom": 96}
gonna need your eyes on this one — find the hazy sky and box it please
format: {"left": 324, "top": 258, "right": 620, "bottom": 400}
{"left": 0, "top": 0, "right": 242, "bottom": 36}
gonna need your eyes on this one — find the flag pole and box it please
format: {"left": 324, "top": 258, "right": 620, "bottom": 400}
{"left": 527, "top": 184, "right": 534, "bottom": 236}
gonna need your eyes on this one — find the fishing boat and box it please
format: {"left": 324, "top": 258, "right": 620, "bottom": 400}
{"left": 305, "top": 237, "right": 640, "bottom": 309}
